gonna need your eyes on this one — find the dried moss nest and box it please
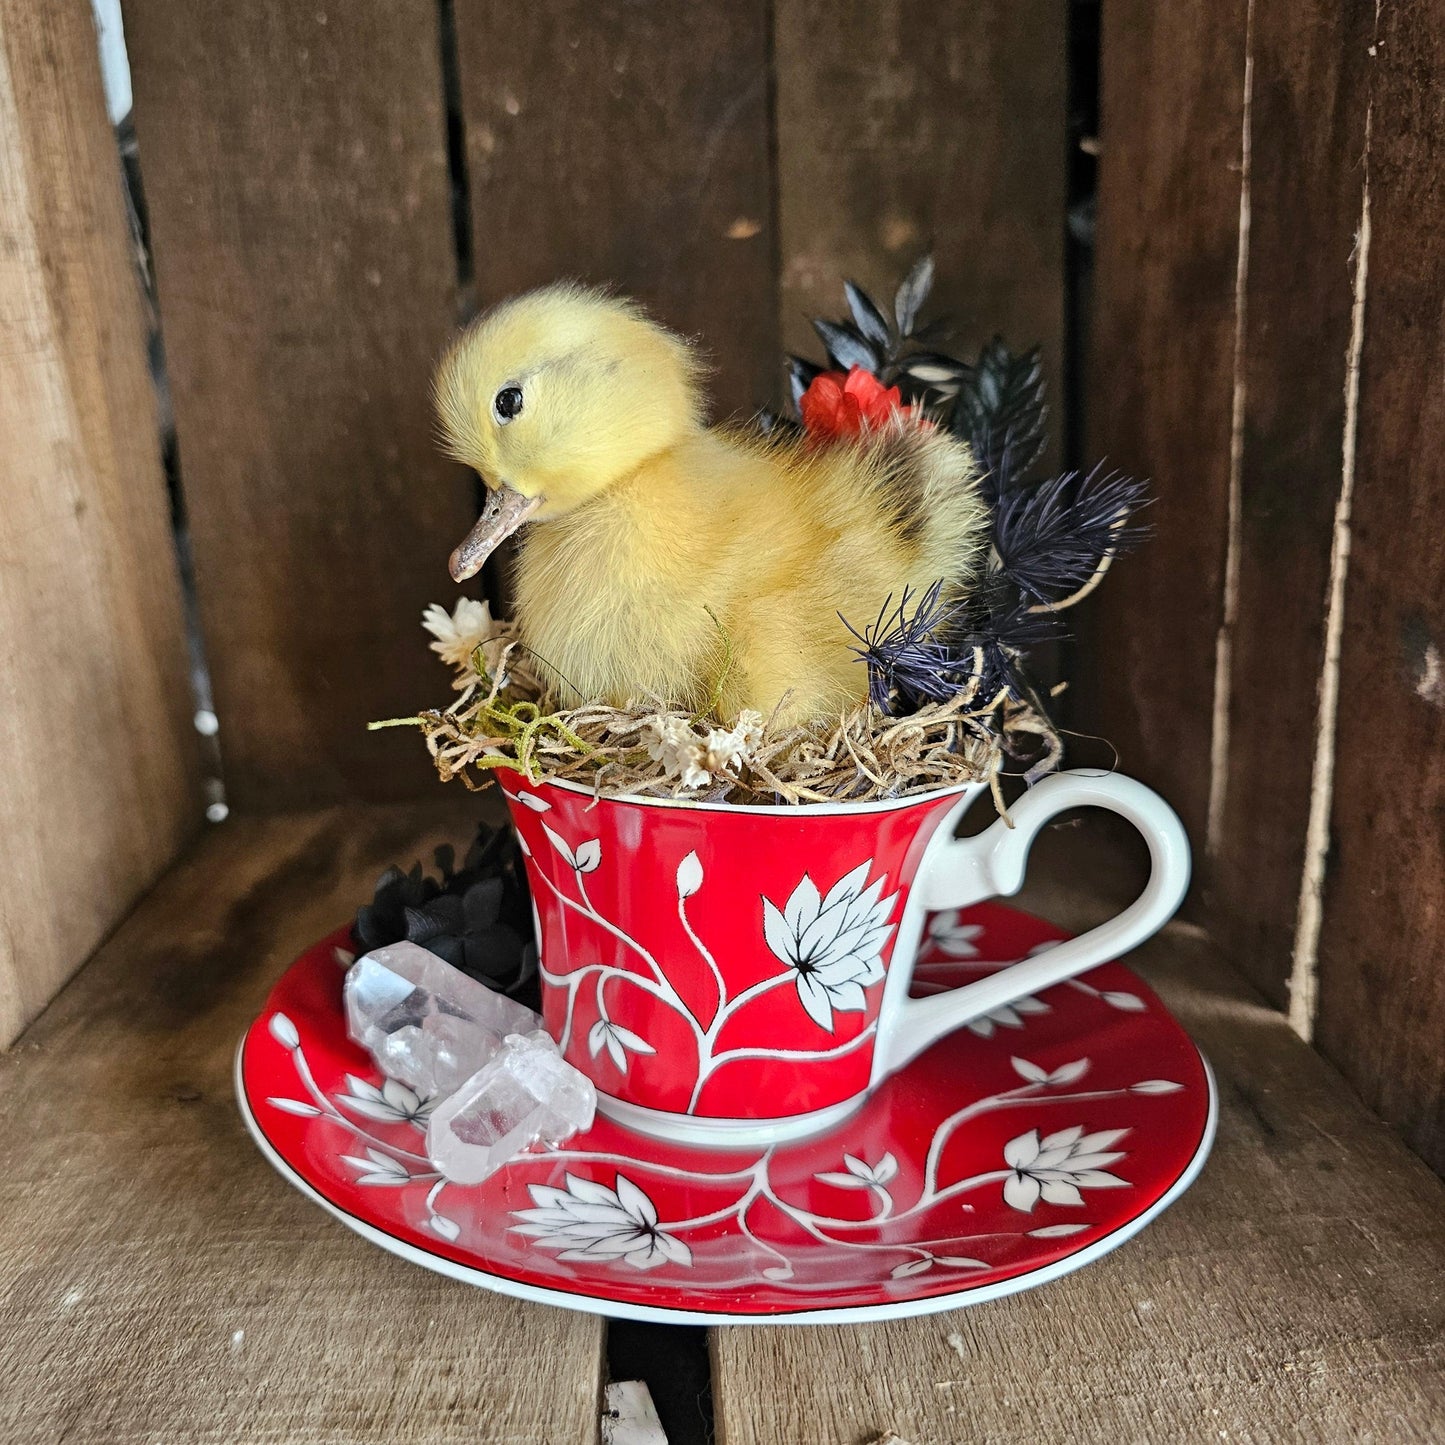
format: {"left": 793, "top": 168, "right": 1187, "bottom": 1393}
{"left": 379, "top": 623, "right": 1061, "bottom": 810}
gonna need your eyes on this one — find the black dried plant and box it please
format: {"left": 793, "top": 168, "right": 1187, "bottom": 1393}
{"left": 787, "top": 255, "right": 969, "bottom": 413}
{"left": 845, "top": 580, "right": 1063, "bottom": 720}
{"left": 955, "top": 339, "right": 1048, "bottom": 499}
{"left": 845, "top": 583, "right": 971, "bottom": 714}
{"left": 992, "top": 466, "right": 1150, "bottom": 605}
{"left": 354, "top": 821, "right": 538, "bottom": 1007}
{"left": 803, "top": 257, "right": 1151, "bottom": 724}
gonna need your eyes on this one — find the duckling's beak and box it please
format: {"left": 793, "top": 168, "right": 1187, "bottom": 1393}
{"left": 448, "top": 485, "right": 542, "bottom": 581}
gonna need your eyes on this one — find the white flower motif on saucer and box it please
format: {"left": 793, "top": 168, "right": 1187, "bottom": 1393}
{"left": 335, "top": 1074, "right": 436, "bottom": 1129}
{"left": 926, "top": 910, "right": 985, "bottom": 958}
{"left": 340, "top": 1147, "right": 415, "bottom": 1186}
{"left": 966, "top": 994, "right": 1050, "bottom": 1038}
{"left": 1033, "top": 939, "right": 1149, "bottom": 1011}
{"left": 1002, "top": 1126, "right": 1131, "bottom": 1212}
{"left": 762, "top": 863, "right": 897, "bottom": 1032}
{"left": 587, "top": 1018, "right": 657, "bottom": 1073}
{"left": 815, "top": 1152, "right": 899, "bottom": 1190}
{"left": 512, "top": 1173, "right": 693, "bottom": 1271}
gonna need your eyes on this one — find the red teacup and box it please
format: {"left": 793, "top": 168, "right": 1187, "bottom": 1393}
{"left": 500, "top": 769, "right": 1189, "bottom": 1146}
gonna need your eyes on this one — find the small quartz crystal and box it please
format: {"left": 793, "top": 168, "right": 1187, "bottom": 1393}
{"left": 344, "top": 941, "right": 541, "bottom": 1096}
{"left": 427, "top": 1031, "right": 597, "bottom": 1185}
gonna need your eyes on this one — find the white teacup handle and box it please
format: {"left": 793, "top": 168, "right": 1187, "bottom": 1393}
{"left": 874, "top": 770, "right": 1191, "bottom": 1079}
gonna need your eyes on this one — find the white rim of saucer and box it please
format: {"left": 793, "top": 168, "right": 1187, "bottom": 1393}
{"left": 235, "top": 1042, "right": 1217, "bottom": 1326}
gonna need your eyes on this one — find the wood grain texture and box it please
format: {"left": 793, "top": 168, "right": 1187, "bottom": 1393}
{"left": 774, "top": 0, "right": 1067, "bottom": 471}
{"left": 1210, "top": 0, "right": 1376, "bottom": 1004}
{"left": 0, "top": 803, "right": 606, "bottom": 1444}
{"left": 123, "top": 2, "right": 476, "bottom": 810}
{"left": 0, "top": 0, "right": 198, "bottom": 1044}
{"left": 453, "top": 1, "right": 777, "bottom": 421}
{"left": 1075, "top": 0, "right": 1247, "bottom": 859}
{"left": 712, "top": 830, "right": 1445, "bottom": 1444}
{"left": 1315, "top": 0, "right": 1445, "bottom": 1175}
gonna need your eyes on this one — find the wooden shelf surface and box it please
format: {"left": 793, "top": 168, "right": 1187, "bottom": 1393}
{"left": 1, "top": 806, "right": 1440, "bottom": 1444}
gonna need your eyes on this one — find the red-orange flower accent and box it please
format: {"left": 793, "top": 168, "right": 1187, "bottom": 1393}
{"left": 799, "top": 366, "right": 905, "bottom": 440}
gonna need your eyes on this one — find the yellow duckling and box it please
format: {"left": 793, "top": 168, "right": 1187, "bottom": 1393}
{"left": 435, "top": 284, "right": 986, "bottom": 725}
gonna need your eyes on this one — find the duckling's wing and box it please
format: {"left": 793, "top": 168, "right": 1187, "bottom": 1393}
{"left": 849, "top": 427, "right": 990, "bottom": 587}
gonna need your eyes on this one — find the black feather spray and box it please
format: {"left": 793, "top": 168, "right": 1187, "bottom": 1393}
{"left": 807, "top": 257, "right": 1152, "bottom": 729}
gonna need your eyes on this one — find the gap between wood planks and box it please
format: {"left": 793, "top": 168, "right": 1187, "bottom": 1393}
{"left": 1287, "top": 0, "right": 1380, "bottom": 1041}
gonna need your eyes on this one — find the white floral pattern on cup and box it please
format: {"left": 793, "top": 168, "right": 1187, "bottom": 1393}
{"left": 761, "top": 864, "right": 897, "bottom": 1032}
{"left": 528, "top": 824, "right": 895, "bottom": 1110}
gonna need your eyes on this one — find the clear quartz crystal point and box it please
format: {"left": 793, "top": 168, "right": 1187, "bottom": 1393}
{"left": 343, "top": 941, "right": 541, "bottom": 1096}
{"left": 427, "top": 1031, "right": 597, "bottom": 1185}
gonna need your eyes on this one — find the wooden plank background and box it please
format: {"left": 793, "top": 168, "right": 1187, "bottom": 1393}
{"left": 453, "top": 1, "right": 778, "bottom": 421}
{"left": 122, "top": 0, "right": 477, "bottom": 812}
{"left": 1314, "top": 0, "right": 1445, "bottom": 1174}
{"left": 1074, "top": 0, "right": 1246, "bottom": 865}
{"left": 1211, "top": 0, "right": 1375, "bottom": 1010}
{"left": 773, "top": 0, "right": 1068, "bottom": 473}
{"left": 1080, "top": 0, "right": 1444, "bottom": 1169}
{"left": 0, "top": 0, "right": 198, "bottom": 1046}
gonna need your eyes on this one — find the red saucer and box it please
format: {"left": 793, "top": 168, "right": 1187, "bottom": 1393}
{"left": 237, "top": 902, "right": 1213, "bottom": 1324}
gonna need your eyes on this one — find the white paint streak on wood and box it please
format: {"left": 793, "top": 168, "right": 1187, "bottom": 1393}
{"left": 602, "top": 1380, "right": 668, "bottom": 1445}
{"left": 1414, "top": 643, "right": 1444, "bottom": 707}
{"left": 1206, "top": 0, "right": 1257, "bottom": 860}
{"left": 1289, "top": 26, "right": 1378, "bottom": 1040}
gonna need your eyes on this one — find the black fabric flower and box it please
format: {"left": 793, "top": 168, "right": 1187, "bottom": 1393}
{"left": 353, "top": 822, "right": 538, "bottom": 1007}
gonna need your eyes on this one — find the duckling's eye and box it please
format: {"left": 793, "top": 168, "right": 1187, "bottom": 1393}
{"left": 493, "top": 385, "right": 524, "bottom": 424}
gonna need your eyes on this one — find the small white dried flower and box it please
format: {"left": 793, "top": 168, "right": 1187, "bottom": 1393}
{"left": 644, "top": 717, "right": 712, "bottom": 790}
{"left": 644, "top": 716, "right": 694, "bottom": 764}
{"left": 677, "top": 756, "right": 712, "bottom": 790}
{"left": 735, "top": 709, "right": 765, "bottom": 748}
{"left": 701, "top": 731, "right": 743, "bottom": 776}
{"left": 643, "top": 708, "right": 766, "bottom": 792}
{"left": 421, "top": 598, "right": 507, "bottom": 688}
{"left": 701, "top": 710, "right": 765, "bottom": 777}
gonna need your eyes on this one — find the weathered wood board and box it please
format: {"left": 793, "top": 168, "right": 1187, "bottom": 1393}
{"left": 0, "top": 802, "right": 607, "bottom": 1443}
{"left": 453, "top": 1, "right": 778, "bottom": 421}
{"left": 1315, "top": 0, "right": 1445, "bottom": 1175}
{"left": 124, "top": 1, "right": 476, "bottom": 809}
{"left": 1083, "top": 0, "right": 1445, "bottom": 1179}
{"left": 773, "top": 0, "right": 1068, "bottom": 472}
{"left": 1076, "top": 0, "right": 1247, "bottom": 864}
{"left": 0, "top": 0, "right": 198, "bottom": 1045}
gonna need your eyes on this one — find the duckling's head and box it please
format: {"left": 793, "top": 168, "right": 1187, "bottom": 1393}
{"left": 435, "top": 284, "right": 704, "bottom": 580}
